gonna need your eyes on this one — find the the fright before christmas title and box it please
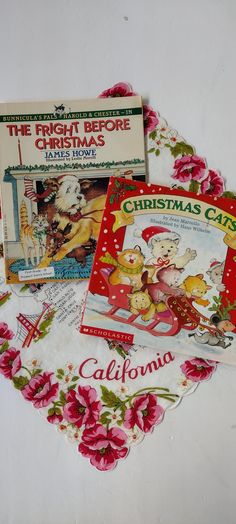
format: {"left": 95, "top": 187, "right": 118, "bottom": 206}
{"left": 5, "top": 119, "right": 131, "bottom": 149}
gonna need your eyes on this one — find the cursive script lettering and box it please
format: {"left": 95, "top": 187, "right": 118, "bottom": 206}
{"left": 78, "top": 352, "right": 175, "bottom": 383}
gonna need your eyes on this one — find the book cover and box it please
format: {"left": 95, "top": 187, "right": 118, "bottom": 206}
{"left": 81, "top": 176, "right": 236, "bottom": 365}
{"left": 0, "top": 96, "right": 145, "bottom": 283}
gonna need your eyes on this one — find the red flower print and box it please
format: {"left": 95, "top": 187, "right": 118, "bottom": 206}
{"left": 22, "top": 372, "right": 59, "bottom": 408}
{"left": 172, "top": 155, "right": 207, "bottom": 183}
{"left": 0, "top": 348, "right": 21, "bottom": 379}
{"left": 78, "top": 424, "right": 128, "bottom": 471}
{"left": 124, "top": 393, "right": 164, "bottom": 433}
{"left": 200, "top": 169, "right": 225, "bottom": 196}
{"left": 143, "top": 104, "right": 159, "bottom": 135}
{"left": 63, "top": 385, "right": 102, "bottom": 428}
{"left": 180, "top": 358, "right": 217, "bottom": 382}
{"left": 0, "top": 322, "right": 14, "bottom": 344}
{"left": 98, "top": 82, "right": 135, "bottom": 98}
{"left": 47, "top": 412, "right": 63, "bottom": 424}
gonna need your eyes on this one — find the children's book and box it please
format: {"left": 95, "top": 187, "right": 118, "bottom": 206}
{"left": 80, "top": 176, "right": 236, "bottom": 365}
{"left": 0, "top": 97, "right": 145, "bottom": 283}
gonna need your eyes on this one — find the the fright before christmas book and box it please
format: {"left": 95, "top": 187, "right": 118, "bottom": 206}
{"left": 0, "top": 96, "right": 145, "bottom": 284}
{"left": 81, "top": 177, "right": 236, "bottom": 365}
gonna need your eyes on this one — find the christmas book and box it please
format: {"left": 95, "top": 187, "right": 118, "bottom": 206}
{"left": 0, "top": 96, "right": 145, "bottom": 284}
{"left": 80, "top": 176, "right": 236, "bottom": 365}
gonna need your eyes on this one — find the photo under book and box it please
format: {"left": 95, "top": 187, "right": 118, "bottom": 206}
{"left": 0, "top": 96, "right": 145, "bottom": 284}
{"left": 81, "top": 177, "right": 236, "bottom": 365}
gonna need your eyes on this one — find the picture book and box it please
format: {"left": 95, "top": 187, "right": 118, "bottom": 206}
{"left": 81, "top": 177, "right": 236, "bottom": 365}
{"left": 0, "top": 96, "right": 145, "bottom": 284}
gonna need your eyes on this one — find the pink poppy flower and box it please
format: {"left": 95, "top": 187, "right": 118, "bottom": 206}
{"left": 143, "top": 104, "right": 159, "bottom": 135}
{"left": 0, "top": 348, "right": 21, "bottom": 379}
{"left": 22, "top": 372, "right": 59, "bottom": 408}
{"left": 78, "top": 424, "right": 128, "bottom": 471}
{"left": 180, "top": 358, "right": 217, "bottom": 382}
{"left": 200, "top": 169, "right": 225, "bottom": 196}
{"left": 172, "top": 155, "right": 207, "bottom": 183}
{"left": 47, "top": 412, "right": 63, "bottom": 424}
{"left": 98, "top": 82, "right": 135, "bottom": 98}
{"left": 63, "top": 385, "right": 102, "bottom": 428}
{"left": 0, "top": 322, "right": 14, "bottom": 344}
{"left": 124, "top": 393, "right": 164, "bottom": 433}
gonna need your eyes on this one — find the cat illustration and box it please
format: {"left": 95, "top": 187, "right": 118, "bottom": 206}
{"left": 101, "top": 246, "right": 145, "bottom": 290}
{"left": 141, "top": 265, "right": 185, "bottom": 311}
{"left": 20, "top": 201, "right": 48, "bottom": 267}
{"left": 206, "top": 260, "right": 225, "bottom": 292}
{"left": 179, "top": 274, "right": 212, "bottom": 306}
{"left": 127, "top": 289, "right": 156, "bottom": 321}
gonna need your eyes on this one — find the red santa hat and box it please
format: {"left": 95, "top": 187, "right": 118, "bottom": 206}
{"left": 209, "top": 259, "right": 222, "bottom": 270}
{"left": 134, "top": 226, "right": 180, "bottom": 246}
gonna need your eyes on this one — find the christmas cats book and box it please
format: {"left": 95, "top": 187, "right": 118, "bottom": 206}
{"left": 80, "top": 177, "right": 236, "bottom": 365}
{"left": 0, "top": 97, "right": 145, "bottom": 284}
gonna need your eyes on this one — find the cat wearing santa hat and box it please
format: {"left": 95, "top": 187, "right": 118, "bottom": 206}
{"left": 135, "top": 225, "right": 197, "bottom": 279}
{"left": 206, "top": 259, "right": 225, "bottom": 292}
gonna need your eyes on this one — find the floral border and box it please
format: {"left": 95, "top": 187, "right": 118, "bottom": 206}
{"left": 1, "top": 81, "right": 232, "bottom": 471}
{"left": 0, "top": 317, "right": 217, "bottom": 471}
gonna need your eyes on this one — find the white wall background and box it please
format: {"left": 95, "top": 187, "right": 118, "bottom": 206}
{"left": 0, "top": 1, "right": 236, "bottom": 523}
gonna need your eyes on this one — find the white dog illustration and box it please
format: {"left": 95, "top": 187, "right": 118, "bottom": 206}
{"left": 54, "top": 174, "right": 87, "bottom": 215}
{"left": 38, "top": 174, "right": 105, "bottom": 267}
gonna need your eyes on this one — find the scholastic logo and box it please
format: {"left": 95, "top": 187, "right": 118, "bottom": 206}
{"left": 81, "top": 325, "right": 134, "bottom": 343}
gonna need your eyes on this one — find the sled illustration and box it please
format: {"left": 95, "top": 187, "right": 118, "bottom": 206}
{"left": 99, "top": 268, "right": 212, "bottom": 337}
